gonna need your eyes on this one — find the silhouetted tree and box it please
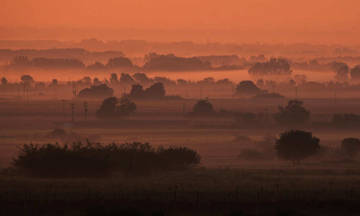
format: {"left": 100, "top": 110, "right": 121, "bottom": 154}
{"left": 350, "top": 65, "right": 360, "bottom": 80}
{"left": 78, "top": 84, "right": 114, "bottom": 98}
{"left": 120, "top": 73, "right": 135, "bottom": 84}
{"left": 331, "top": 61, "right": 349, "bottom": 81}
{"left": 21, "top": 75, "right": 34, "bottom": 87}
{"left": 248, "top": 58, "right": 292, "bottom": 76}
{"left": 96, "top": 97, "right": 117, "bottom": 118}
{"left": 11, "top": 56, "right": 31, "bottom": 67}
{"left": 192, "top": 99, "right": 214, "bottom": 114}
{"left": 87, "top": 62, "right": 106, "bottom": 70}
{"left": 106, "top": 57, "right": 133, "bottom": 68}
{"left": 145, "top": 82, "right": 165, "bottom": 98}
{"left": 235, "top": 80, "right": 264, "bottom": 96}
{"left": 129, "top": 84, "right": 144, "bottom": 98}
{"left": 110, "top": 73, "right": 118, "bottom": 84}
{"left": 274, "top": 100, "right": 310, "bottom": 126}
{"left": 96, "top": 96, "right": 136, "bottom": 118}
{"left": 117, "top": 97, "right": 137, "bottom": 116}
{"left": 143, "top": 53, "right": 211, "bottom": 71}
{"left": 93, "top": 77, "right": 102, "bottom": 86}
{"left": 133, "top": 73, "right": 152, "bottom": 84}
{"left": 275, "top": 130, "right": 320, "bottom": 164}
{"left": 51, "top": 79, "right": 58, "bottom": 86}
{"left": 31, "top": 58, "right": 85, "bottom": 69}
{"left": 341, "top": 138, "right": 360, "bottom": 158}
{"left": 1, "top": 77, "right": 7, "bottom": 85}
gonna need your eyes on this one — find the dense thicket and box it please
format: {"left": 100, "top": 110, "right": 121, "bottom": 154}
{"left": 13, "top": 142, "right": 201, "bottom": 177}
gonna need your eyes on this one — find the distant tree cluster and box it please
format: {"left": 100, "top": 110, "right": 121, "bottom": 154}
{"left": 235, "top": 80, "right": 265, "bottom": 96}
{"left": 192, "top": 99, "right": 215, "bottom": 114}
{"left": 143, "top": 53, "right": 212, "bottom": 71}
{"left": 128, "top": 82, "right": 166, "bottom": 99}
{"left": 248, "top": 58, "right": 292, "bottom": 76}
{"left": 274, "top": 100, "right": 310, "bottom": 127}
{"left": 78, "top": 84, "right": 114, "bottom": 98}
{"left": 10, "top": 56, "right": 85, "bottom": 69}
{"left": 331, "top": 61, "right": 349, "bottom": 81}
{"left": 96, "top": 97, "right": 136, "bottom": 118}
{"left": 7, "top": 56, "right": 134, "bottom": 71}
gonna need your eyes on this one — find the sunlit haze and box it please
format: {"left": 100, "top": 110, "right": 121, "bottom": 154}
{"left": 1, "top": 0, "right": 359, "bottom": 44}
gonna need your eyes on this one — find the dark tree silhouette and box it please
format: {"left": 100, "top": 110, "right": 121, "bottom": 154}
{"left": 331, "top": 61, "right": 349, "bottom": 81}
{"left": 96, "top": 97, "right": 118, "bottom": 118}
{"left": 145, "top": 82, "right": 165, "bottom": 98}
{"left": 93, "top": 77, "right": 102, "bottom": 86}
{"left": 31, "top": 58, "right": 85, "bottom": 69}
{"left": 96, "top": 96, "right": 136, "bottom": 118}
{"left": 120, "top": 73, "right": 135, "bottom": 84}
{"left": 275, "top": 130, "right": 320, "bottom": 164}
{"left": 81, "top": 76, "right": 92, "bottom": 85}
{"left": 21, "top": 75, "right": 34, "bottom": 87}
{"left": 133, "top": 73, "right": 152, "bottom": 84}
{"left": 116, "top": 97, "right": 137, "bottom": 116}
{"left": 110, "top": 73, "right": 118, "bottom": 84}
{"left": 248, "top": 58, "right": 292, "bottom": 76}
{"left": 128, "top": 82, "right": 166, "bottom": 99}
{"left": 106, "top": 57, "right": 133, "bottom": 68}
{"left": 350, "top": 65, "right": 360, "bottom": 80}
{"left": 192, "top": 99, "right": 214, "bottom": 114}
{"left": 341, "top": 138, "right": 360, "bottom": 158}
{"left": 274, "top": 100, "right": 310, "bottom": 126}
{"left": 129, "top": 84, "right": 144, "bottom": 98}
{"left": 235, "top": 80, "right": 264, "bottom": 96}
{"left": 143, "top": 53, "right": 211, "bottom": 71}
{"left": 1, "top": 77, "right": 7, "bottom": 85}
{"left": 11, "top": 56, "right": 31, "bottom": 67}
{"left": 51, "top": 79, "right": 58, "bottom": 86}
{"left": 87, "top": 62, "right": 106, "bottom": 70}
{"left": 78, "top": 84, "right": 114, "bottom": 98}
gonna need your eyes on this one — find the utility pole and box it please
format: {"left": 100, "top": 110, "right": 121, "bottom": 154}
{"left": 70, "top": 102, "right": 75, "bottom": 123}
{"left": 72, "top": 84, "right": 77, "bottom": 98}
{"left": 61, "top": 100, "right": 66, "bottom": 120}
{"left": 84, "top": 101, "right": 88, "bottom": 120}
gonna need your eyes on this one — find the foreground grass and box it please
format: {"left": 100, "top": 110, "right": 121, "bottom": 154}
{"left": 1, "top": 168, "right": 360, "bottom": 215}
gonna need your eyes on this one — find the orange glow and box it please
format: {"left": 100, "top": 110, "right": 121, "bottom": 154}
{"left": 0, "top": 0, "right": 359, "bottom": 43}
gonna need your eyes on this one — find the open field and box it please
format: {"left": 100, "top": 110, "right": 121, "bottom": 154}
{"left": 1, "top": 168, "right": 360, "bottom": 215}
{"left": 1, "top": 98, "right": 360, "bottom": 215}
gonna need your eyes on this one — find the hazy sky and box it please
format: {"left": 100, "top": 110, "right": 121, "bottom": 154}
{"left": 1, "top": 0, "right": 359, "bottom": 43}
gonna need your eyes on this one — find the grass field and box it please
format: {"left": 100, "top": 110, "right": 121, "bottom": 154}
{"left": 1, "top": 98, "right": 360, "bottom": 215}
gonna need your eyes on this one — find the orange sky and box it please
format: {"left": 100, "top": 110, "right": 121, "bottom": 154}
{"left": 1, "top": 0, "right": 359, "bottom": 44}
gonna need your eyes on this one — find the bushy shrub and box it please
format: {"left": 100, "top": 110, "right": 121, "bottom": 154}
{"left": 275, "top": 130, "right": 320, "bottom": 164}
{"left": 96, "top": 96, "right": 136, "bottom": 118}
{"left": 192, "top": 99, "right": 215, "bottom": 115}
{"left": 274, "top": 100, "right": 310, "bottom": 127}
{"left": 13, "top": 142, "right": 200, "bottom": 178}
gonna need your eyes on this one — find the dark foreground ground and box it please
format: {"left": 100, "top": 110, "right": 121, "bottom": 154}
{"left": 1, "top": 168, "right": 360, "bottom": 216}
